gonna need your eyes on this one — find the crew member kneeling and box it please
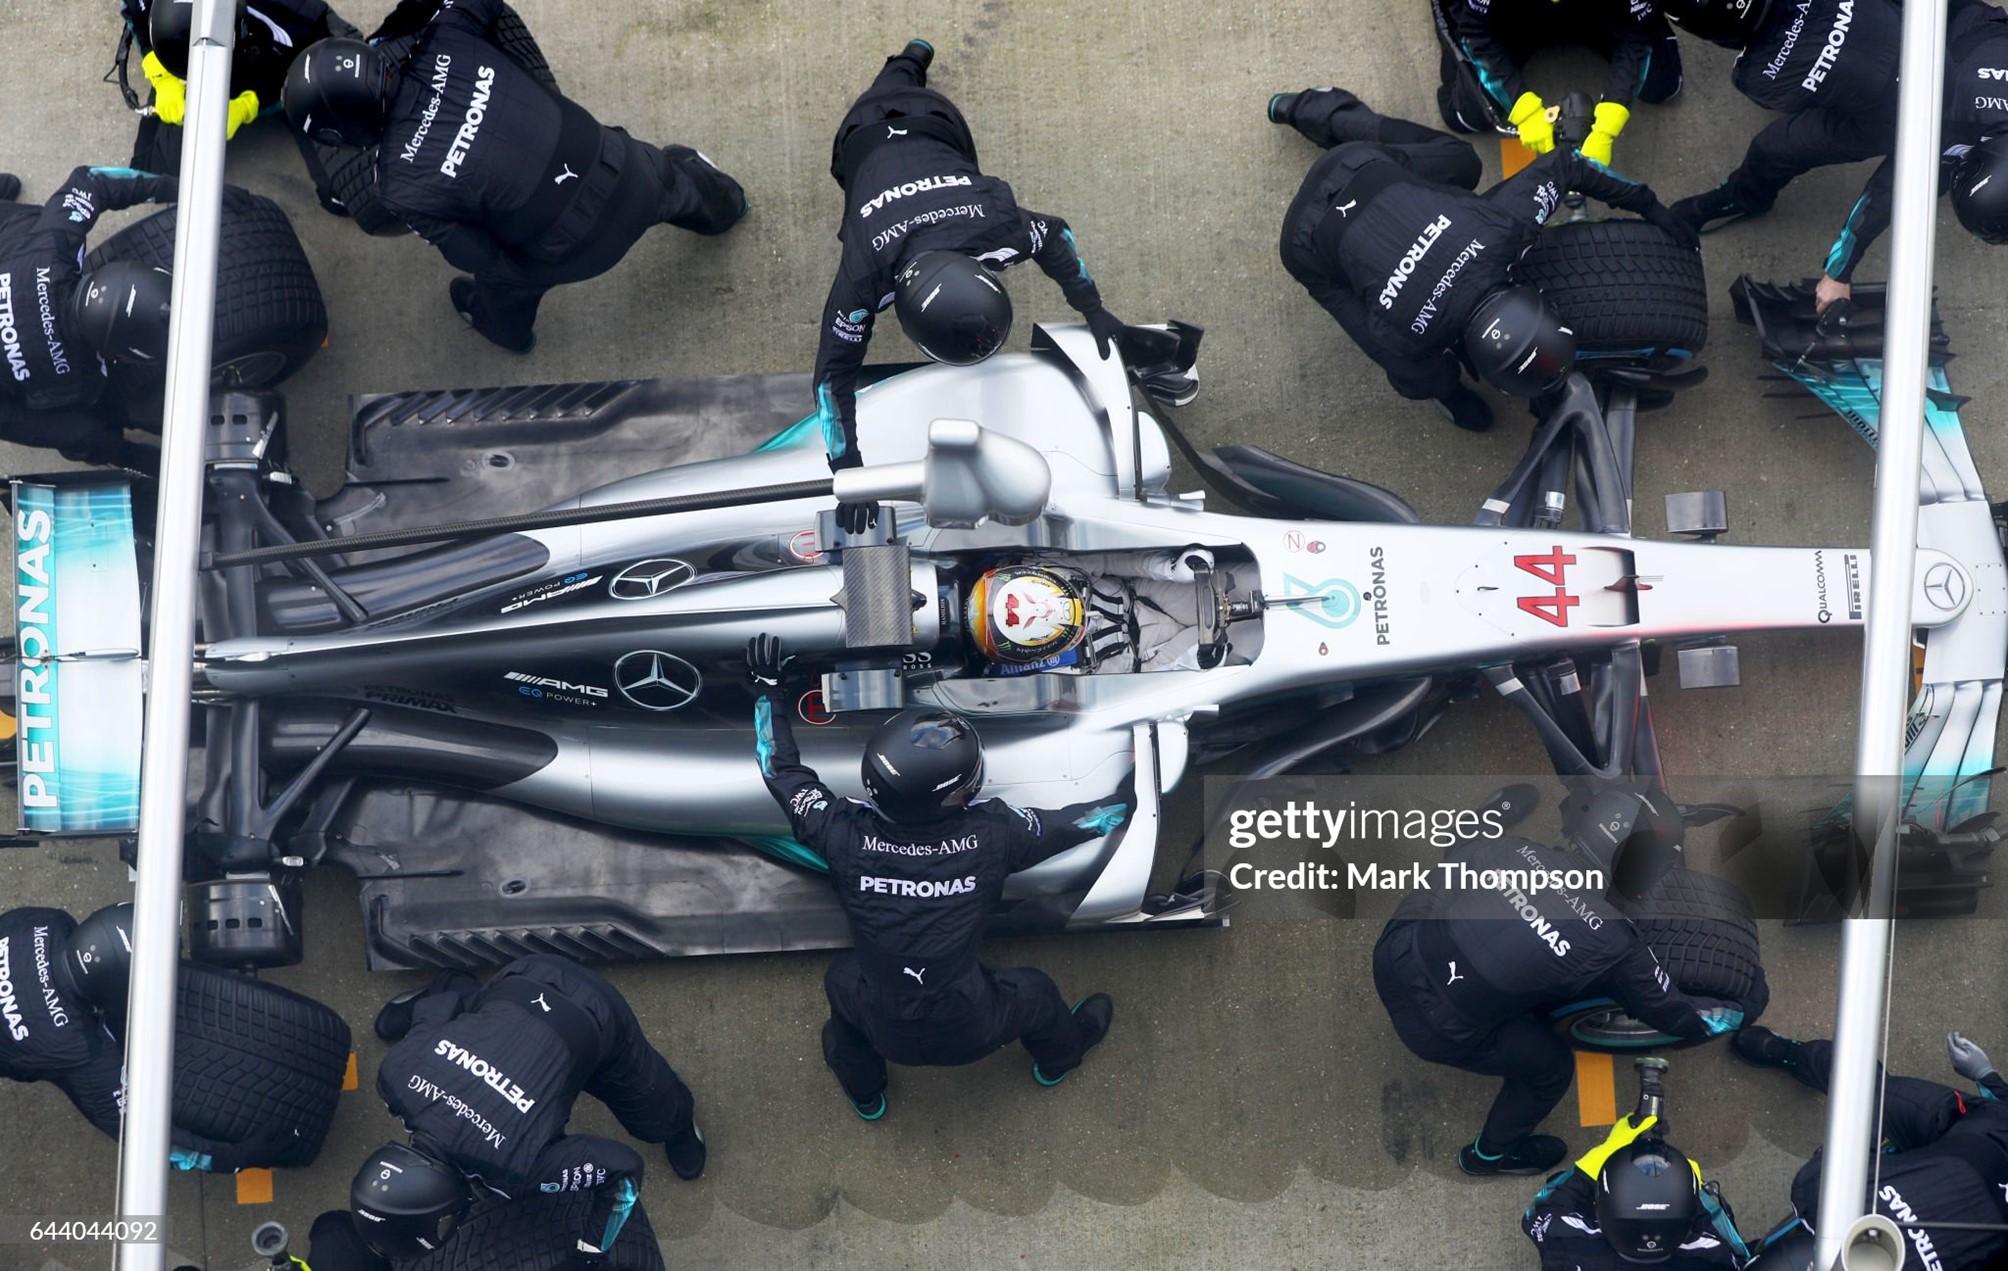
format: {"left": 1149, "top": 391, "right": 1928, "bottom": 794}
{"left": 1271, "top": 87, "right": 1696, "bottom": 434}
{"left": 1372, "top": 789, "right": 1743, "bottom": 1176}
{"left": 336, "top": 954, "right": 704, "bottom": 1266}
{"left": 746, "top": 634, "right": 1133, "bottom": 1120}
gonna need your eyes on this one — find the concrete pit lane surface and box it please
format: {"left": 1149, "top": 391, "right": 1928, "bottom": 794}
{"left": 4, "top": 1, "right": 2008, "bottom": 1267}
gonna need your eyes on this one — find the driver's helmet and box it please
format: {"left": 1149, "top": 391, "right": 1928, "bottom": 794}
{"left": 966, "top": 564, "right": 1088, "bottom": 665}
{"left": 1594, "top": 1138, "right": 1703, "bottom": 1263}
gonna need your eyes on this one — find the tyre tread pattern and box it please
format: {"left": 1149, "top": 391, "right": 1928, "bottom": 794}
{"left": 84, "top": 188, "right": 328, "bottom": 389}
{"left": 153, "top": 963, "right": 352, "bottom": 1169}
{"left": 1515, "top": 219, "right": 1709, "bottom": 355}
{"left": 409, "top": 1192, "right": 664, "bottom": 1271}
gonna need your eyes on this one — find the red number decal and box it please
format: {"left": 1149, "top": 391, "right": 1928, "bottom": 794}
{"left": 1518, "top": 590, "right": 1580, "bottom": 627}
{"left": 1513, "top": 547, "right": 1577, "bottom": 587}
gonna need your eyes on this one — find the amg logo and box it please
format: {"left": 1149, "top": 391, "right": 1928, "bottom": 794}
{"left": 0, "top": 272, "right": 26, "bottom": 381}
{"left": 0, "top": 937, "right": 26, "bottom": 1042}
{"left": 400, "top": 54, "right": 451, "bottom": 163}
{"left": 433, "top": 1039, "right": 538, "bottom": 1113}
{"left": 439, "top": 64, "right": 497, "bottom": 178}
{"left": 1377, "top": 214, "right": 1452, "bottom": 311}
{"left": 504, "top": 671, "right": 609, "bottom": 699}
{"left": 1980, "top": 68, "right": 2008, "bottom": 80}
{"left": 1977, "top": 96, "right": 2008, "bottom": 112}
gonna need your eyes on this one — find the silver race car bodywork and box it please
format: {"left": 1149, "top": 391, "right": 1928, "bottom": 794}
{"left": 16, "top": 311, "right": 2004, "bottom": 967}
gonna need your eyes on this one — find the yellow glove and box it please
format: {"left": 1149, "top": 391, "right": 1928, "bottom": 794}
{"left": 226, "top": 90, "right": 260, "bottom": 140}
{"left": 141, "top": 51, "right": 186, "bottom": 126}
{"left": 1582, "top": 101, "right": 1630, "bottom": 167}
{"left": 1574, "top": 1113, "right": 1656, "bottom": 1177}
{"left": 1509, "top": 91, "right": 1553, "bottom": 154}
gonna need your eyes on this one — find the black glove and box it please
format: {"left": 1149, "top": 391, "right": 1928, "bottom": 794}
{"left": 746, "top": 633, "right": 794, "bottom": 690}
{"left": 571, "top": 1243, "right": 609, "bottom": 1271}
{"left": 1642, "top": 201, "right": 1702, "bottom": 251}
{"left": 837, "top": 500, "right": 880, "bottom": 535}
{"left": 1084, "top": 307, "right": 1127, "bottom": 361}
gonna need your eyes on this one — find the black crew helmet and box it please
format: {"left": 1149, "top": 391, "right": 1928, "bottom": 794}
{"left": 1658, "top": 0, "right": 1777, "bottom": 48}
{"left": 147, "top": 0, "right": 202, "bottom": 78}
{"left": 68, "top": 901, "right": 135, "bottom": 1011}
{"left": 282, "top": 37, "right": 393, "bottom": 147}
{"left": 1568, "top": 788, "right": 1685, "bottom": 902}
{"left": 1952, "top": 136, "right": 2008, "bottom": 245}
{"left": 68, "top": 262, "right": 174, "bottom": 364}
{"left": 893, "top": 250, "right": 1013, "bottom": 366}
{"left": 861, "top": 708, "right": 985, "bottom": 822}
{"left": 350, "top": 1142, "right": 470, "bottom": 1260}
{"left": 1596, "top": 1137, "right": 1703, "bottom": 1263}
{"left": 1463, "top": 285, "right": 1576, "bottom": 397}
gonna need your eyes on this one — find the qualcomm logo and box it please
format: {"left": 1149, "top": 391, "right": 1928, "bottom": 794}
{"left": 613, "top": 650, "right": 702, "bottom": 711}
{"left": 608, "top": 558, "right": 694, "bottom": 600}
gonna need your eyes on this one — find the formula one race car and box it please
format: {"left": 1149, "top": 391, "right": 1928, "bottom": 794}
{"left": 8, "top": 246, "right": 2001, "bottom": 978}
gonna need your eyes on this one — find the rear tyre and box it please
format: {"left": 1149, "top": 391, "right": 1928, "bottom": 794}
{"left": 1514, "top": 219, "right": 1708, "bottom": 358}
{"left": 1551, "top": 869, "right": 1768, "bottom": 1054}
{"left": 406, "top": 1191, "right": 664, "bottom": 1271}
{"left": 160, "top": 963, "right": 352, "bottom": 1169}
{"left": 84, "top": 188, "right": 328, "bottom": 397}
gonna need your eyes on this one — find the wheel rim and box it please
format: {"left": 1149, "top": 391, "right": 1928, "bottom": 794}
{"left": 1568, "top": 1008, "right": 1679, "bottom": 1049}
{"left": 213, "top": 349, "right": 289, "bottom": 388}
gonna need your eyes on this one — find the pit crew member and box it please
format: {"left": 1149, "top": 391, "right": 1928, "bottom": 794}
{"left": 1664, "top": 0, "right": 2008, "bottom": 310}
{"left": 1431, "top": 0, "right": 1684, "bottom": 166}
{"left": 746, "top": 633, "right": 1131, "bottom": 1120}
{"left": 349, "top": 953, "right": 705, "bottom": 1263}
{"left": 811, "top": 39, "right": 1129, "bottom": 529}
{"left": 1371, "top": 789, "right": 1743, "bottom": 1175}
{"left": 0, "top": 166, "right": 176, "bottom": 471}
{"left": 281, "top": 0, "right": 746, "bottom": 353}
{"left": 0, "top": 902, "right": 295, "bottom": 1171}
{"left": 1735, "top": 1024, "right": 2008, "bottom": 1268}
{"left": 1272, "top": 87, "right": 1697, "bottom": 434}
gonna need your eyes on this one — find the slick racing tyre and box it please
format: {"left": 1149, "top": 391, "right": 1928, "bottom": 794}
{"left": 160, "top": 963, "right": 353, "bottom": 1169}
{"left": 1514, "top": 218, "right": 1708, "bottom": 358}
{"left": 84, "top": 187, "right": 328, "bottom": 396}
{"left": 406, "top": 1191, "right": 664, "bottom": 1271}
{"left": 321, "top": 7, "right": 558, "bottom": 237}
{"left": 1551, "top": 869, "right": 1767, "bottom": 1053}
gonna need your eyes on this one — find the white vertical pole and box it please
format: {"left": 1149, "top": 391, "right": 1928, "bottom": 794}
{"left": 114, "top": 1, "right": 234, "bottom": 1265}
{"left": 1816, "top": 0, "right": 1951, "bottom": 1262}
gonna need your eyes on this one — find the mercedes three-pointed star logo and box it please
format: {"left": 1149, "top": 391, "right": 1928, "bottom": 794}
{"left": 613, "top": 649, "right": 703, "bottom": 711}
{"left": 608, "top": 559, "right": 695, "bottom": 601}
{"left": 1923, "top": 562, "right": 1968, "bottom": 612}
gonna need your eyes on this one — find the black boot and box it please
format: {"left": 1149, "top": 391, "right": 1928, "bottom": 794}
{"left": 895, "top": 39, "right": 933, "bottom": 81}
{"left": 0, "top": 173, "right": 20, "bottom": 202}
{"left": 1435, "top": 384, "right": 1494, "bottom": 433}
{"left": 1733, "top": 1024, "right": 1804, "bottom": 1072}
{"left": 1669, "top": 183, "right": 1771, "bottom": 235}
{"left": 373, "top": 988, "right": 427, "bottom": 1042}
{"left": 1459, "top": 1133, "right": 1567, "bottom": 1176}
{"left": 1267, "top": 93, "right": 1300, "bottom": 124}
{"left": 662, "top": 146, "right": 748, "bottom": 236}
{"left": 664, "top": 1120, "right": 706, "bottom": 1180}
{"left": 1033, "top": 994, "right": 1114, "bottom": 1086}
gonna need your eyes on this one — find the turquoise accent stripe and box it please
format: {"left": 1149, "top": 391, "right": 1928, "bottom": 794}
{"left": 1461, "top": 43, "right": 1511, "bottom": 111}
{"left": 742, "top": 834, "right": 830, "bottom": 872}
{"left": 753, "top": 411, "right": 822, "bottom": 453}
{"left": 601, "top": 1178, "right": 637, "bottom": 1248}
{"left": 1825, "top": 194, "right": 1868, "bottom": 278}
{"left": 1061, "top": 227, "right": 1092, "bottom": 283}
{"left": 753, "top": 697, "right": 776, "bottom": 777}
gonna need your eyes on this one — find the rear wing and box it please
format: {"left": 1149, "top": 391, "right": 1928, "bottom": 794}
{"left": 12, "top": 476, "right": 144, "bottom": 835}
